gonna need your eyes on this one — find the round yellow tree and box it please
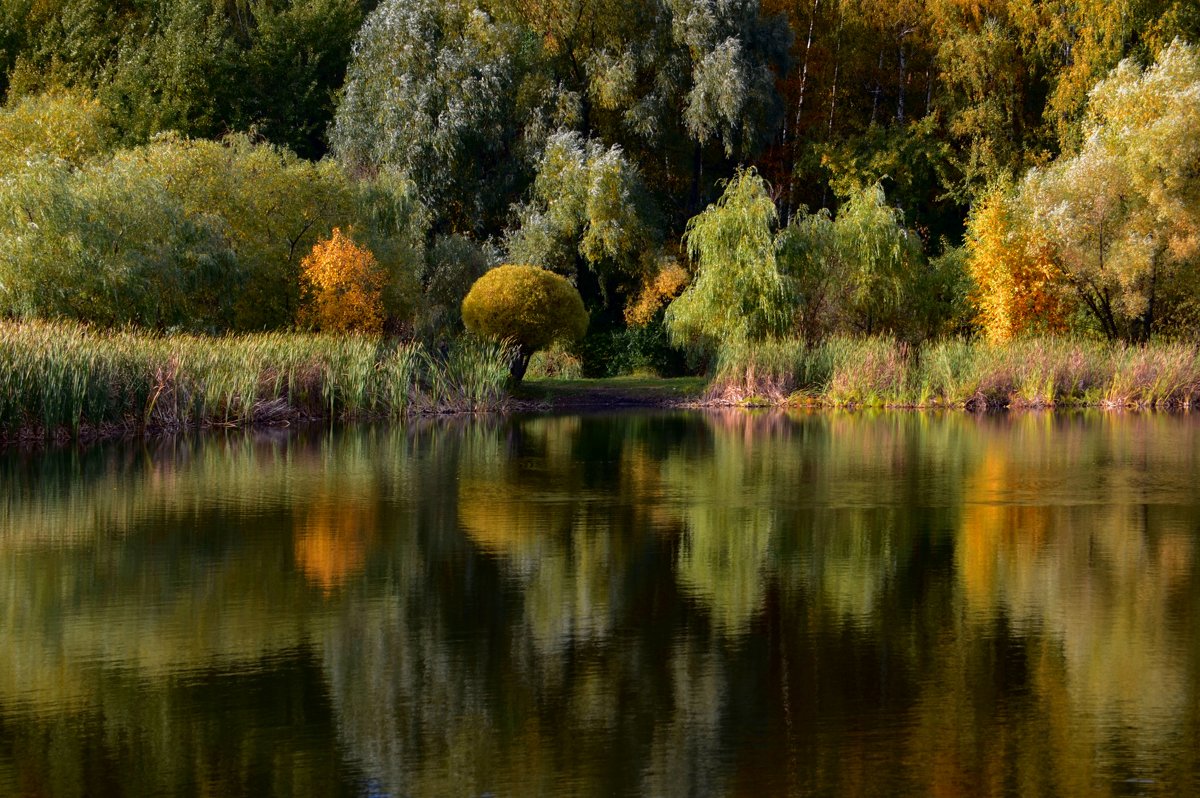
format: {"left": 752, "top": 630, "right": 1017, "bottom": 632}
{"left": 461, "top": 264, "right": 588, "bottom": 382}
{"left": 300, "top": 228, "right": 387, "bottom": 333}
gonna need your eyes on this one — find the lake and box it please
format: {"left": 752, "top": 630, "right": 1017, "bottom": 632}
{"left": 0, "top": 410, "right": 1197, "bottom": 797}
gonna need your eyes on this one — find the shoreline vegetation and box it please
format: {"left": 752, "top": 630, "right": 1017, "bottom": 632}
{"left": 0, "top": 321, "right": 511, "bottom": 442}
{"left": 2, "top": 6, "right": 1199, "bottom": 446}
{"left": 707, "top": 337, "right": 1200, "bottom": 410}
{"left": 3, "top": 322, "right": 1197, "bottom": 444}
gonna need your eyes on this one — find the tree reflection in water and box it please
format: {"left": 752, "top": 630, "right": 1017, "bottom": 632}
{"left": 0, "top": 411, "right": 1198, "bottom": 796}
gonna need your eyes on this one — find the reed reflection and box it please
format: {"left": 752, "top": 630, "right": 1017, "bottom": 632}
{"left": 0, "top": 411, "right": 1195, "bottom": 796}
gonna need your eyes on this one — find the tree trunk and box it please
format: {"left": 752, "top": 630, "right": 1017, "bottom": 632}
{"left": 870, "top": 51, "right": 884, "bottom": 126}
{"left": 1141, "top": 252, "right": 1157, "bottom": 343}
{"left": 827, "top": 5, "right": 842, "bottom": 138}
{"left": 689, "top": 141, "right": 703, "bottom": 216}
{"left": 509, "top": 345, "right": 533, "bottom": 384}
{"left": 786, "top": 0, "right": 820, "bottom": 221}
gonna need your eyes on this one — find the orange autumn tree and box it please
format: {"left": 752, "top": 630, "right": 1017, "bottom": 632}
{"left": 966, "top": 185, "right": 1066, "bottom": 343}
{"left": 300, "top": 227, "right": 387, "bottom": 333}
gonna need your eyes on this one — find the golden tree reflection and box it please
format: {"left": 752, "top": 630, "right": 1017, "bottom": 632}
{"left": 0, "top": 413, "right": 1198, "bottom": 796}
{"left": 293, "top": 499, "right": 377, "bottom": 594}
{"left": 906, "top": 412, "right": 1200, "bottom": 796}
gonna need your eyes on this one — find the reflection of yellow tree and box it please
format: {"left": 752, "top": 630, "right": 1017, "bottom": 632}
{"left": 928, "top": 412, "right": 1200, "bottom": 792}
{"left": 457, "top": 478, "right": 571, "bottom": 560}
{"left": 294, "top": 499, "right": 377, "bottom": 594}
{"left": 457, "top": 416, "right": 616, "bottom": 656}
{"left": 957, "top": 446, "right": 1056, "bottom": 614}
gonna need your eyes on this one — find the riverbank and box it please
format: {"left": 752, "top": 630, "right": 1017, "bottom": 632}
{"left": 5, "top": 323, "right": 1199, "bottom": 443}
{"left": 706, "top": 336, "right": 1200, "bottom": 410}
{"left": 513, "top": 376, "right": 707, "bottom": 410}
{"left": 0, "top": 321, "right": 511, "bottom": 442}
{"left": 520, "top": 335, "right": 1200, "bottom": 412}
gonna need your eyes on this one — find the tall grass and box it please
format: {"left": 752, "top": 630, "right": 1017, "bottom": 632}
{"left": 0, "top": 321, "right": 513, "bottom": 439}
{"left": 709, "top": 335, "right": 1200, "bottom": 410}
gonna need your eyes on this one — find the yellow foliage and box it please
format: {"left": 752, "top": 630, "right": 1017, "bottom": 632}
{"left": 966, "top": 188, "right": 1066, "bottom": 343}
{"left": 300, "top": 228, "right": 387, "bottom": 333}
{"left": 461, "top": 264, "right": 588, "bottom": 351}
{"left": 624, "top": 260, "right": 689, "bottom": 327}
{"left": 0, "top": 91, "right": 113, "bottom": 172}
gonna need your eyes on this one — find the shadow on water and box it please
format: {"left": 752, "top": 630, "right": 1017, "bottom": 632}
{"left": 0, "top": 410, "right": 1198, "bottom": 796}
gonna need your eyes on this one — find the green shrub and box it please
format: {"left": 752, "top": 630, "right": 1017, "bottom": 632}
{"left": 526, "top": 344, "right": 585, "bottom": 380}
{"left": 0, "top": 133, "right": 426, "bottom": 332}
{"left": 576, "top": 323, "right": 689, "bottom": 378}
{"left": 461, "top": 264, "right": 588, "bottom": 381}
{"left": 0, "top": 91, "right": 115, "bottom": 171}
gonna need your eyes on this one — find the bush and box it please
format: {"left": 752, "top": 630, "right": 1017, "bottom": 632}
{"left": 300, "top": 229, "right": 387, "bottom": 333}
{"left": 417, "top": 234, "right": 493, "bottom": 341}
{"left": 525, "top": 343, "right": 584, "bottom": 380}
{"left": 575, "top": 323, "right": 690, "bottom": 378}
{"left": 0, "top": 133, "right": 426, "bottom": 332}
{"left": 0, "top": 91, "right": 115, "bottom": 172}
{"left": 461, "top": 264, "right": 588, "bottom": 381}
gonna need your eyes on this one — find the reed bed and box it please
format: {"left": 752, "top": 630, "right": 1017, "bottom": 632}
{"left": 0, "top": 321, "right": 512, "bottom": 439}
{"left": 709, "top": 336, "right": 1200, "bottom": 410}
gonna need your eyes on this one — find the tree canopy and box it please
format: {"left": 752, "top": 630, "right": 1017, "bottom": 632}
{"left": 1, "top": 0, "right": 1198, "bottom": 354}
{"left": 461, "top": 264, "right": 589, "bottom": 380}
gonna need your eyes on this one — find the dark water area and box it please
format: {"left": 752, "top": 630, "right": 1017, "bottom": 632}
{"left": 0, "top": 410, "right": 1198, "bottom": 797}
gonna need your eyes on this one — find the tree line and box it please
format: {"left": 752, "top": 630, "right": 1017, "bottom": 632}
{"left": 0, "top": 0, "right": 1197, "bottom": 373}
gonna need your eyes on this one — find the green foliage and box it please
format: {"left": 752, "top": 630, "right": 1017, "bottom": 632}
{"left": 669, "top": 173, "right": 953, "bottom": 356}
{"left": 2, "top": 0, "right": 364, "bottom": 158}
{"left": 817, "top": 118, "right": 955, "bottom": 238}
{"left": 0, "top": 133, "right": 426, "bottom": 331}
{"left": 928, "top": 11, "right": 1049, "bottom": 203}
{"left": 418, "top": 233, "right": 494, "bottom": 340}
{"left": 98, "top": 0, "right": 230, "bottom": 144}
{"left": 666, "top": 169, "right": 789, "bottom": 354}
{"left": 332, "top": 0, "right": 789, "bottom": 240}
{"left": 827, "top": 182, "right": 923, "bottom": 333}
{"left": 574, "top": 322, "right": 688, "bottom": 378}
{"left": 230, "top": 0, "right": 365, "bottom": 159}
{"left": 507, "top": 130, "right": 659, "bottom": 280}
{"left": 670, "top": 0, "right": 791, "bottom": 158}
{"left": 0, "top": 156, "right": 243, "bottom": 329}
{"left": 461, "top": 264, "right": 589, "bottom": 380}
{"left": 525, "top": 343, "right": 584, "bottom": 380}
{"left": 778, "top": 180, "right": 953, "bottom": 342}
{"left": 330, "top": 0, "right": 527, "bottom": 232}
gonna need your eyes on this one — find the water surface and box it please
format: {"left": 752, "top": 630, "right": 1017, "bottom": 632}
{"left": 1, "top": 411, "right": 1198, "bottom": 796}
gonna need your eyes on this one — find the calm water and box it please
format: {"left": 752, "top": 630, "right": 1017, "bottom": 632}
{"left": 0, "top": 411, "right": 1198, "bottom": 797}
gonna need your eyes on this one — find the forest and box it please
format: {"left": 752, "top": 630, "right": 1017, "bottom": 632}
{"left": 1, "top": 0, "right": 1199, "bottom": 422}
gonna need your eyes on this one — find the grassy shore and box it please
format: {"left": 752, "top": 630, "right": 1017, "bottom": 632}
{"left": 4, "top": 323, "right": 1197, "bottom": 442}
{"left": 514, "top": 376, "right": 707, "bottom": 409}
{"left": 709, "top": 336, "right": 1200, "bottom": 409}
{"left": 0, "top": 321, "right": 511, "bottom": 440}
